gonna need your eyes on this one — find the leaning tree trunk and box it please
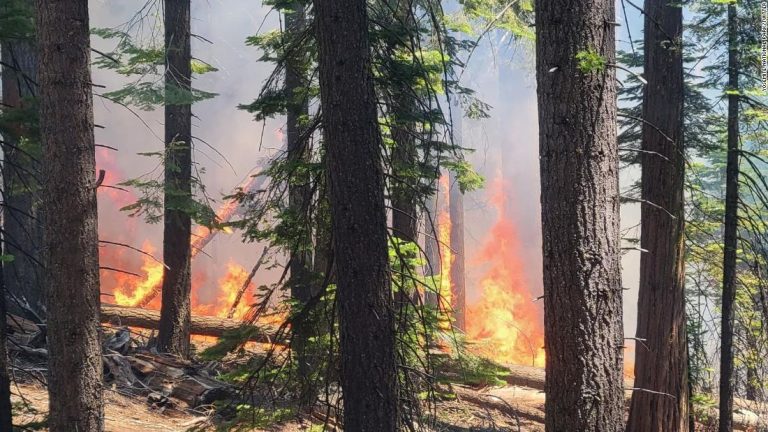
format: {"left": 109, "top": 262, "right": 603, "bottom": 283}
{"left": 719, "top": 3, "right": 740, "bottom": 431}
{"left": 37, "top": 0, "right": 104, "bottom": 429}
{"left": 313, "top": 0, "right": 399, "bottom": 429}
{"left": 534, "top": 0, "right": 624, "bottom": 430}
{"left": 1, "top": 3, "right": 44, "bottom": 321}
{"left": 158, "top": 0, "right": 193, "bottom": 357}
{"left": 627, "top": 0, "right": 688, "bottom": 431}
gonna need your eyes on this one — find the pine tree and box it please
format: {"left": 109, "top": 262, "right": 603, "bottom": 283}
{"left": 36, "top": 0, "right": 104, "bottom": 429}
{"left": 627, "top": 0, "right": 689, "bottom": 430}
{"left": 283, "top": 0, "right": 315, "bottom": 405}
{"left": 157, "top": 0, "right": 193, "bottom": 357}
{"left": 1, "top": 0, "right": 43, "bottom": 321}
{"left": 719, "top": 2, "right": 740, "bottom": 429}
{"left": 534, "top": 0, "right": 624, "bottom": 429}
{"left": 313, "top": 0, "right": 398, "bottom": 428}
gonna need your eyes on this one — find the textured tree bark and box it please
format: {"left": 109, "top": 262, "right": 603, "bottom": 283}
{"left": 449, "top": 107, "right": 466, "bottom": 331}
{"left": 534, "top": 0, "right": 624, "bottom": 430}
{"left": 719, "top": 3, "right": 740, "bottom": 431}
{"left": 36, "top": 0, "right": 104, "bottom": 429}
{"left": 313, "top": 0, "right": 399, "bottom": 429}
{"left": 1, "top": 4, "right": 44, "bottom": 320}
{"left": 0, "top": 261, "right": 13, "bottom": 432}
{"left": 627, "top": 1, "right": 688, "bottom": 431}
{"left": 284, "top": 2, "right": 315, "bottom": 403}
{"left": 158, "top": 0, "right": 193, "bottom": 358}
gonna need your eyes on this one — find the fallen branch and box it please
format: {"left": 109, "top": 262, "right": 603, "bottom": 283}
{"left": 227, "top": 246, "right": 269, "bottom": 319}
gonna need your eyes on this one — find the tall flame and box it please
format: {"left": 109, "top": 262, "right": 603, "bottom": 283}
{"left": 465, "top": 178, "right": 545, "bottom": 367}
{"left": 436, "top": 175, "right": 454, "bottom": 329}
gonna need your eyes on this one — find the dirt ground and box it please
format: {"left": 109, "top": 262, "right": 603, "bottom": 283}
{"left": 12, "top": 382, "right": 546, "bottom": 431}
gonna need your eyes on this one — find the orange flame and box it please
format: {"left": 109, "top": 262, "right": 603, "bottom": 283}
{"left": 436, "top": 175, "right": 454, "bottom": 330}
{"left": 97, "top": 166, "right": 272, "bottom": 325}
{"left": 110, "top": 241, "right": 164, "bottom": 308}
{"left": 214, "top": 262, "right": 254, "bottom": 320}
{"left": 465, "top": 178, "right": 545, "bottom": 367}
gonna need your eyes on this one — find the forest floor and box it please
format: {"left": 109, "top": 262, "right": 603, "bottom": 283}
{"left": 11, "top": 380, "right": 547, "bottom": 431}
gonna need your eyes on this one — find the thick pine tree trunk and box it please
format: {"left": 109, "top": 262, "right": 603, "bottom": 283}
{"left": 1, "top": 7, "right": 44, "bottom": 320}
{"left": 719, "top": 3, "right": 740, "bottom": 431}
{"left": 37, "top": 0, "right": 104, "bottom": 429}
{"left": 158, "top": 0, "right": 193, "bottom": 357}
{"left": 627, "top": 1, "right": 688, "bottom": 430}
{"left": 534, "top": 0, "right": 624, "bottom": 430}
{"left": 313, "top": 0, "right": 398, "bottom": 429}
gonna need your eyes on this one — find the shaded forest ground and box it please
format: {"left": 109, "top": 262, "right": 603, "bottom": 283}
{"left": 11, "top": 381, "right": 546, "bottom": 431}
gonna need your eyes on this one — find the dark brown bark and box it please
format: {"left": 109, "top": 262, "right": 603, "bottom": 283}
{"left": 36, "top": 0, "right": 104, "bottom": 429}
{"left": 1, "top": 4, "right": 44, "bottom": 320}
{"left": 158, "top": 0, "right": 193, "bottom": 357}
{"left": 719, "top": 3, "right": 740, "bottom": 431}
{"left": 0, "top": 258, "right": 13, "bottom": 432}
{"left": 313, "top": 0, "right": 398, "bottom": 429}
{"left": 534, "top": 0, "right": 624, "bottom": 430}
{"left": 627, "top": 1, "right": 688, "bottom": 430}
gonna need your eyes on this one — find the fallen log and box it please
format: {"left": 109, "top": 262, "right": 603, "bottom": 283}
{"left": 100, "top": 304, "right": 280, "bottom": 343}
{"left": 498, "top": 364, "right": 763, "bottom": 430}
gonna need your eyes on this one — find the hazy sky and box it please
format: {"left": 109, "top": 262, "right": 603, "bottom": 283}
{"left": 88, "top": 0, "right": 645, "bottom": 337}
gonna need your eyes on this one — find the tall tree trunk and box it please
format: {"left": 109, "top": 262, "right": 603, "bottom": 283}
{"left": 448, "top": 106, "right": 465, "bottom": 332}
{"left": 0, "top": 254, "right": 13, "bottom": 432}
{"left": 313, "top": 0, "right": 398, "bottom": 429}
{"left": 719, "top": 3, "right": 740, "bottom": 431}
{"left": 286, "top": 1, "right": 311, "bottom": 304}
{"left": 388, "top": 0, "right": 419, "bottom": 320}
{"left": 285, "top": 1, "right": 314, "bottom": 406}
{"left": 37, "top": 0, "right": 104, "bottom": 429}
{"left": 534, "top": 0, "right": 624, "bottom": 430}
{"left": 157, "top": 0, "right": 193, "bottom": 357}
{"left": 1, "top": 2, "right": 44, "bottom": 320}
{"left": 627, "top": 1, "right": 688, "bottom": 430}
